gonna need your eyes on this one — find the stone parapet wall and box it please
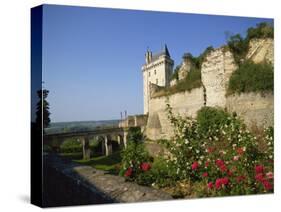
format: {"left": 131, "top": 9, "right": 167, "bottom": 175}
{"left": 44, "top": 154, "right": 172, "bottom": 205}
{"left": 119, "top": 115, "right": 148, "bottom": 128}
{"left": 226, "top": 92, "right": 274, "bottom": 128}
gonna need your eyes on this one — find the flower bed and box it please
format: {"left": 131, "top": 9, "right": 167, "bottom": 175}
{"left": 119, "top": 105, "right": 273, "bottom": 198}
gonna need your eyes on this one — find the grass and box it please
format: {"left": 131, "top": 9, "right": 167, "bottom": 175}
{"left": 152, "top": 68, "right": 202, "bottom": 98}
{"left": 73, "top": 151, "right": 122, "bottom": 175}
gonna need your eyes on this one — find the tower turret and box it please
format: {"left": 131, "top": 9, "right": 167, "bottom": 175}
{"left": 141, "top": 45, "right": 174, "bottom": 114}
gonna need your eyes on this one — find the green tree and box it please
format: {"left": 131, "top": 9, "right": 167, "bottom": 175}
{"left": 35, "top": 89, "right": 51, "bottom": 131}
{"left": 227, "top": 34, "right": 248, "bottom": 65}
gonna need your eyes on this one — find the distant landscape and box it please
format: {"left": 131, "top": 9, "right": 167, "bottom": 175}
{"left": 45, "top": 120, "right": 120, "bottom": 134}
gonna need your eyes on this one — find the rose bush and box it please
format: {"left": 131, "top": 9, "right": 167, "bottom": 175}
{"left": 119, "top": 127, "right": 151, "bottom": 179}
{"left": 157, "top": 103, "right": 274, "bottom": 196}
{"left": 119, "top": 104, "right": 274, "bottom": 197}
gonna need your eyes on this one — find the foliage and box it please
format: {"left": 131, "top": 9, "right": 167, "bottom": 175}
{"left": 191, "top": 46, "right": 214, "bottom": 69}
{"left": 161, "top": 103, "right": 274, "bottom": 196}
{"left": 196, "top": 107, "right": 240, "bottom": 138}
{"left": 227, "top": 34, "right": 249, "bottom": 65}
{"left": 35, "top": 89, "right": 51, "bottom": 132}
{"left": 171, "top": 65, "right": 180, "bottom": 80}
{"left": 117, "top": 104, "right": 274, "bottom": 197}
{"left": 247, "top": 22, "right": 274, "bottom": 40}
{"left": 153, "top": 67, "right": 202, "bottom": 98}
{"left": 45, "top": 120, "right": 119, "bottom": 134}
{"left": 127, "top": 104, "right": 274, "bottom": 197}
{"left": 227, "top": 22, "right": 273, "bottom": 65}
{"left": 60, "top": 138, "right": 82, "bottom": 153}
{"left": 228, "top": 61, "right": 273, "bottom": 95}
{"left": 119, "top": 127, "right": 151, "bottom": 180}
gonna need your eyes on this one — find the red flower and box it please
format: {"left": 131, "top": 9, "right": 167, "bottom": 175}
{"left": 124, "top": 167, "right": 133, "bottom": 177}
{"left": 215, "top": 178, "right": 222, "bottom": 189}
{"left": 207, "top": 182, "right": 213, "bottom": 189}
{"left": 140, "top": 162, "right": 151, "bottom": 171}
{"left": 227, "top": 170, "right": 233, "bottom": 176}
{"left": 192, "top": 161, "right": 199, "bottom": 170}
{"left": 221, "top": 177, "right": 229, "bottom": 185}
{"left": 236, "top": 175, "right": 246, "bottom": 183}
{"left": 215, "top": 177, "right": 229, "bottom": 189}
{"left": 255, "top": 173, "right": 264, "bottom": 182}
{"left": 220, "top": 164, "right": 228, "bottom": 172}
{"left": 236, "top": 147, "right": 244, "bottom": 155}
{"left": 202, "top": 172, "right": 208, "bottom": 177}
{"left": 216, "top": 159, "right": 225, "bottom": 167}
{"left": 255, "top": 165, "right": 264, "bottom": 174}
{"left": 262, "top": 180, "right": 273, "bottom": 190}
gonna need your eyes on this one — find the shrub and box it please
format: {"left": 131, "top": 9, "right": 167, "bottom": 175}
{"left": 60, "top": 138, "right": 82, "bottom": 153}
{"left": 119, "top": 127, "right": 151, "bottom": 180}
{"left": 197, "top": 107, "right": 236, "bottom": 137}
{"left": 228, "top": 61, "right": 273, "bottom": 95}
{"left": 227, "top": 34, "right": 249, "bottom": 65}
{"left": 227, "top": 22, "right": 273, "bottom": 65}
{"left": 247, "top": 22, "right": 274, "bottom": 40}
{"left": 161, "top": 103, "right": 274, "bottom": 196}
{"left": 171, "top": 65, "right": 180, "bottom": 80}
{"left": 160, "top": 103, "right": 205, "bottom": 181}
{"left": 191, "top": 46, "right": 214, "bottom": 69}
{"left": 152, "top": 67, "right": 202, "bottom": 98}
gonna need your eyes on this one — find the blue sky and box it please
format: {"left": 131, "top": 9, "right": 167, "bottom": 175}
{"left": 42, "top": 4, "right": 273, "bottom": 122}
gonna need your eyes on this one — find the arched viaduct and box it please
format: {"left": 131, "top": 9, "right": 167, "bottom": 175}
{"left": 43, "top": 127, "right": 128, "bottom": 160}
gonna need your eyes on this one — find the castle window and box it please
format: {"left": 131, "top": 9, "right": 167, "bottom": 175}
{"left": 156, "top": 79, "right": 158, "bottom": 85}
{"left": 148, "top": 72, "right": 151, "bottom": 77}
{"left": 154, "top": 70, "right": 156, "bottom": 75}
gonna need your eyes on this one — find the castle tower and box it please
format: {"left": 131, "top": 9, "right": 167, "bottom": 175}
{"left": 141, "top": 45, "right": 174, "bottom": 114}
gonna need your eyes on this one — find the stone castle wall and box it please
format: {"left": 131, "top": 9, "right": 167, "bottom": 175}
{"left": 226, "top": 92, "right": 274, "bottom": 128}
{"left": 201, "top": 48, "right": 238, "bottom": 107}
{"left": 145, "top": 38, "right": 274, "bottom": 140}
{"left": 146, "top": 87, "right": 204, "bottom": 140}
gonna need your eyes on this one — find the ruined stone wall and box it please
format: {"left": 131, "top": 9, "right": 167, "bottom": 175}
{"left": 201, "top": 48, "right": 237, "bottom": 107}
{"left": 146, "top": 87, "right": 204, "bottom": 140}
{"left": 246, "top": 38, "right": 274, "bottom": 65}
{"left": 226, "top": 92, "right": 273, "bottom": 128}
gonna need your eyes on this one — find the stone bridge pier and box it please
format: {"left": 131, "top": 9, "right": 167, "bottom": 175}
{"left": 80, "top": 136, "right": 91, "bottom": 160}
{"left": 44, "top": 127, "right": 129, "bottom": 160}
{"left": 80, "top": 131, "right": 128, "bottom": 160}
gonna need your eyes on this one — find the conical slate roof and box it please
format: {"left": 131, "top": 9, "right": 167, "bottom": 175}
{"left": 164, "top": 44, "right": 170, "bottom": 57}
{"left": 150, "top": 44, "right": 171, "bottom": 62}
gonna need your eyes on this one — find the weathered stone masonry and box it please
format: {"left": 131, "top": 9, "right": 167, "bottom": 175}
{"left": 144, "top": 38, "right": 274, "bottom": 140}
